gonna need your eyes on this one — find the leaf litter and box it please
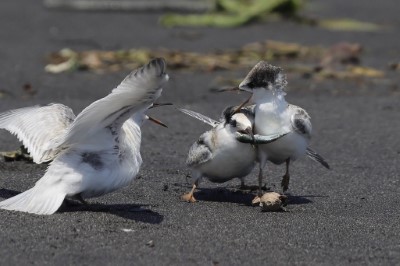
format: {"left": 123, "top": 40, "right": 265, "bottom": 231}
{"left": 45, "top": 40, "right": 384, "bottom": 81}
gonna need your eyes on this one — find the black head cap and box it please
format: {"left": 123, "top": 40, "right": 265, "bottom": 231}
{"left": 221, "top": 105, "right": 236, "bottom": 124}
{"left": 239, "top": 61, "right": 286, "bottom": 91}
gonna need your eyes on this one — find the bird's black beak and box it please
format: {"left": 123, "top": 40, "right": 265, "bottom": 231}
{"left": 238, "top": 85, "right": 253, "bottom": 93}
{"left": 233, "top": 94, "right": 253, "bottom": 114}
{"left": 215, "top": 87, "right": 240, "bottom": 93}
{"left": 146, "top": 116, "right": 168, "bottom": 128}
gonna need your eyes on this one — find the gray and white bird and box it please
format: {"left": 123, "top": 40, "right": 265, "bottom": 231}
{"left": 237, "top": 61, "right": 330, "bottom": 202}
{"left": 179, "top": 106, "right": 287, "bottom": 203}
{"left": 0, "top": 58, "right": 169, "bottom": 215}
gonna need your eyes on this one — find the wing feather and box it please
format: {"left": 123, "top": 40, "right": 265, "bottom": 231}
{"left": 186, "top": 133, "right": 213, "bottom": 167}
{"left": 178, "top": 108, "right": 219, "bottom": 127}
{"left": 55, "top": 58, "right": 169, "bottom": 148}
{"left": 289, "top": 104, "right": 312, "bottom": 138}
{"left": 0, "top": 103, "right": 75, "bottom": 163}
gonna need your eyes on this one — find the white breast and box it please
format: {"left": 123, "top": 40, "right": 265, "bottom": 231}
{"left": 255, "top": 102, "right": 308, "bottom": 164}
{"left": 199, "top": 127, "right": 256, "bottom": 182}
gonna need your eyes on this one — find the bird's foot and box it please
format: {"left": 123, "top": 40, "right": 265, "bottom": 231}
{"left": 181, "top": 193, "right": 196, "bottom": 203}
{"left": 73, "top": 193, "right": 89, "bottom": 205}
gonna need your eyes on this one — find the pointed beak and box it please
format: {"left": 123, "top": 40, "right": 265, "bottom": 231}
{"left": 238, "top": 84, "right": 253, "bottom": 93}
{"left": 233, "top": 94, "right": 253, "bottom": 114}
{"left": 146, "top": 115, "right": 168, "bottom": 128}
{"left": 215, "top": 87, "right": 240, "bottom": 93}
{"left": 149, "top": 102, "right": 173, "bottom": 109}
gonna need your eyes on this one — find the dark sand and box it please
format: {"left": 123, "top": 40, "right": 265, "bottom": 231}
{"left": 1, "top": 0, "right": 400, "bottom": 264}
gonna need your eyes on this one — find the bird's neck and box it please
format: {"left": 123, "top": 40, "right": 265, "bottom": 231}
{"left": 252, "top": 89, "right": 287, "bottom": 111}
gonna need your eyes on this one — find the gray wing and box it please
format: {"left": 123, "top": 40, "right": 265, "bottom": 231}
{"left": 0, "top": 103, "right": 76, "bottom": 163}
{"left": 178, "top": 108, "right": 219, "bottom": 127}
{"left": 289, "top": 104, "right": 312, "bottom": 139}
{"left": 186, "top": 132, "right": 213, "bottom": 167}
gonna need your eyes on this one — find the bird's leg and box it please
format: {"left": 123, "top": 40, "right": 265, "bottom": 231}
{"left": 239, "top": 178, "right": 252, "bottom": 191}
{"left": 181, "top": 182, "right": 198, "bottom": 203}
{"left": 65, "top": 193, "right": 88, "bottom": 206}
{"left": 75, "top": 193, "right": 89, "bottom": 205}
{"left": 240, "top": 179, "right": 247, "bottom": 190}
{"left": 240, "top": 178, "right": 259, "bottom": 191}
{"left": 281, "top": 158, "right": 290, "bottom": 193}
{"left": 252, "top": 165, "right": 264, "bottom": 205}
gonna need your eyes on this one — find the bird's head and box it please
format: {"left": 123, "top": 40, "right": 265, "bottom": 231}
{"left": 238, "top": 61, "right": 287, "bottom": 102}
{"left": 222, "top": 106, "right": 254, "bottom": 139}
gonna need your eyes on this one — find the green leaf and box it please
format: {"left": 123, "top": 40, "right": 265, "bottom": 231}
{"left": 160, "top": 0, "right": 301, "bottom": 28}
{"left": 318, "top": 19, "right": 381, "bottom": 32}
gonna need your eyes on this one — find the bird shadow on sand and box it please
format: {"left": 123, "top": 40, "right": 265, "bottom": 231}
{"left": 0, "top": 188, "right": 163, "bottom": 224}
{"left": 60, "top": 201, "right": 164, "bottom": 224}
{"left": 0, "top": 188, "right": 20, "bottom": 198}
{"left": 194, "top": 188, "right": 256, "bottom": 206}
{"left": 174, "top": 183, "right": 325, "bottom": 206}
{"left": 285, "top": 194, "right": 329, "bottom": 205}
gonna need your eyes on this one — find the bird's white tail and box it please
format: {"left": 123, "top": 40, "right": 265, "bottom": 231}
{"left": 0, "top": 187, "right": 66, "bottom": 215}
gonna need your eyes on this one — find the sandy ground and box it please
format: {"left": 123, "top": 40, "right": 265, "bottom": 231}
{"left": 0, "top": 0, "right": 400, "bottom": 264}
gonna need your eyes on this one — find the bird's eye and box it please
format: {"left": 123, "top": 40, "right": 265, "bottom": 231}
{"left": 230, "top": 120, "right": 237, "bottom": 127}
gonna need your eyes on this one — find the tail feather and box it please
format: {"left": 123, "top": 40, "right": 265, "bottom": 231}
{"left": 0, "top": 187, "right": 66, "bottom": 215}
{"left": 306, "top": 147, "right": 330, "bottom": 170}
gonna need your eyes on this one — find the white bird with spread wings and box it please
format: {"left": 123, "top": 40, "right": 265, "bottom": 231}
{"left": 0, "top": 58, "right": 169, "bottom": 215}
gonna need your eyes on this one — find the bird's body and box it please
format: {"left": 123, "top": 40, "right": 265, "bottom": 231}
{"left": 187, "top": 116, "right": 256, "bottom": 184}
{"left": 253, "top": 92, "right": 310, "bottom": 166}
{"left": 180, "top": 107, "right": 256, "bottom": 202}
{"left": 0, "top": 58, "right": 168, "bottom": 215}
{"left": 180, "top": 106, "right": 286, "bottom": 202}
{"left": 238, "top": 61, "right": 329, "bottom": 198}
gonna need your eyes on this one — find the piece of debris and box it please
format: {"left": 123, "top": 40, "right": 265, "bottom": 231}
{"left": 45, "top": 40, "right": 384, "bottom": 82}
{"left": 0, "top": 146, "right": 33, "bottom": 162}
{"left": 389, "top": 62, "right": 400, "bottom": 71}
{"left": 45, "top": 48, "right": 79, "bottom": 73}
{"left": 22, "top": 83, "right": 37, "bottom": 97}
{"left": 255, "top": 192, "right": 287, "bottom": 212}
{"left": 163, "top": 184, "right": 169, "bottom": 191}
{"left": 319, "top": 42, "right": 362, "bottom": 67}
{"left": 121, "top": 228, "right": 135, "bottom": 233}
{"left": 146, "top": 240, "right": 155, "bottom": 247}
{"left": 0, "top": 89, "right": 13, "bottom": 99}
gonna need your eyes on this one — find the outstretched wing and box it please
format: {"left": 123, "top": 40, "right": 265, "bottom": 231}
{"left": 55, "top": 58, "right": 169, "bottom": 148}
{"left": 289, "top": 104, "right": 312, "bottom": 139}
{"left": 178, "top": 108, "right": 219, "bottom": 127}
{"left": 0, "top": 104, "right": 75, "bottom": 163}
